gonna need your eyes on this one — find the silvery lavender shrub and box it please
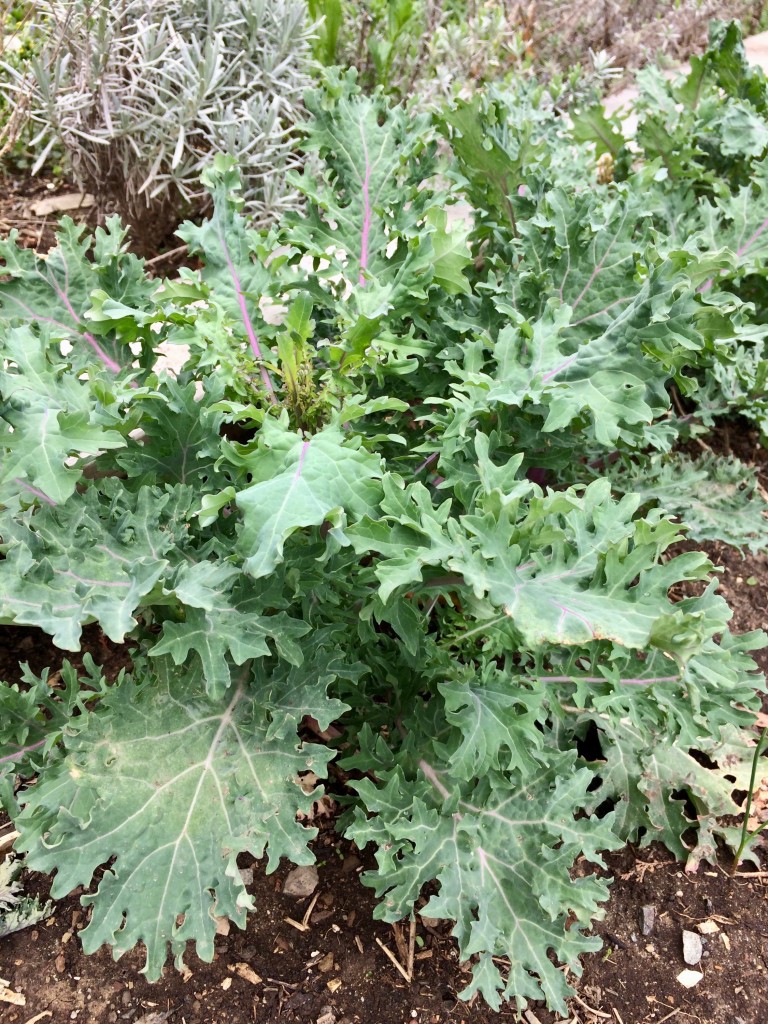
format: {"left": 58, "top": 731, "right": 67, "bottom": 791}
{"left": 1, "top": 0, "right": 313, "bottom": 246}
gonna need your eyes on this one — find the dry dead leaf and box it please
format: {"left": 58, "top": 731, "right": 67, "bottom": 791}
{"left": 229, "top": 962, "right": 262, "bottom": 985}
{"left": 28, "top": 193, "right": 94, "bottom": 217}
{"left": 0, "top": 984, "right": 25, "bottom": 1006}
{"left": 213, "top": 915, "right": 230, "bottom": 936}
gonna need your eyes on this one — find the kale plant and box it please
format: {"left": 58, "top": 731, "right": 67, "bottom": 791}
{"left": 0, "top": 71, "right": 766, "bottom": 1015}
{"left": 572, "top": 21, "right": 768, "bottom": 449}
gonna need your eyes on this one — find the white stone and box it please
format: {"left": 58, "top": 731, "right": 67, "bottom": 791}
{"left": 676, "top": 969, "right": 704, "bottom": 988}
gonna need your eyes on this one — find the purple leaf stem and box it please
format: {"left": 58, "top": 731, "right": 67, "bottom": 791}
{"left": 541, "top": 354, "right": 577, "bottom": 382}
{"left": 555, "top": 601, "right": 595, "bottom": 637}
{"left": 13, "top": 478, "right": 56, "bottom": 505}
{"left": 413, "top": 452, "right": 438, "bottom": 476}
{"left": 570, "top": 295, "right": 633, "bottom": 328}
{"left": 217, "top": 228, "right": 278, "bottom": 405}
{"left": 0, "top": 738, "right": 47, "bottom": 766}
{"left": 418, "top": 758, "right": 454, "bottom": 804}
{"left": 294, "top": 439, "right": 311, "bottom": 479}
{"left": 570, "top": 215, "right": 627, "bottom": 312}
{"left": 736, "top": 216, "right": 768, "bottom": 259}
{"left": 43, "top": 267, "right": 123, "bottom": 374}
{"left": 6, "top": 292, "right": 122, "bottom": 375}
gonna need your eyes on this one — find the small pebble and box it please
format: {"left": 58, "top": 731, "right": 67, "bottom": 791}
{"left": 283, "top": 865, "right": 319, "bottom": 897}
{"left": 641, "top": 905, "right": 656, "bottom": 936}
{"left": 677, "top": 969, "right": 704, "bottom": 988}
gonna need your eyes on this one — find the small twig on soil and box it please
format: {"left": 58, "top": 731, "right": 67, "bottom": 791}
{"left": 733, "top": 869, "right": 768, "bottom": 877}
{"left": 0, "top": 982, "right": 25, "bottom": 1006}
{"left": 375, "top": 936, "right": 411, "bottom": 982}
{"left": 570, "top": 992, "right": 611, "bottom": 1019}
{"left": 283, "top": 916, "right": 309, "bottom": 932}
{"left": 655, "top": 1008, "right": 681, "bottom": 1024}
{"left": 523, "top": 1010, "right": 544, "bottom": 1024}
{"left": 144, "top": 244, "right": 189, "bottom": 269}
{"left": 21, "top": 1012, "right": 53, "bottom": 1024}
{"left": 301, "top": 890, "right": 320, "bottom": 928}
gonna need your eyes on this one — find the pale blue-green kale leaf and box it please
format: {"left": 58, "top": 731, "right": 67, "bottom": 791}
{"left": 0, "top": 326, "right": 126, "bottom": 505}
{"left": 0, "top": 485, "right": 193, "bottom": 648}
{"left": 543, "top": 605, "right": 765, "bottom": 868}
{"left": 693, "top": 158, "right": 768, "bottom": 288}
{"left": 512, "top": 185, "right": 655, "bottom": 339}
{"left": 0, "top": 217, "right": 155, "bottom": 373}
{"left": 229, "top": 417, "right": 384, "bottom": 577}
{"left": 436, "top": 661, "right": 546, "bottom": 779}
{"left": 0, "top": 659, "right": 110, "bottom": 801}
{"left": 605, "top": 451, "right": 768, "bottom": 552}
{"left": 176, "top": 156, "right": 276, "bottom": 403}
{"left": 352, "top": 474, "right": 711, "bottom": 656}
{"left": 150, "top": 584, "right": 310, "bottom": 699}
{"left": 436, "top": 260, "right": 702, "bottom": 450}
{"left": 346, "top": 747, "right": 619, "bottom": 1014}
{"left": 15, "top": 660, "right": 335, "bottom": 981}
{"left": 114, "top": 375, "right": 228, "bottom": 489}
{"left": 283, "top": 70, "right": 455, "bottom": 350}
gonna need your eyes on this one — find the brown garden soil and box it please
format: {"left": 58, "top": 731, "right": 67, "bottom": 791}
{"left": 1, "top": 421, "right": 768, "bottom": 1024}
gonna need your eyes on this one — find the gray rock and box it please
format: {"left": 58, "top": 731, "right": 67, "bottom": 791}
{"left": 682, "top": 929, "right": 703, "bottom": 966}
{"left": 640, "top": 905, "right": 656, "bottom": 936}
{"left": 283, "top": 864, "right": 319, "bottom": 897}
